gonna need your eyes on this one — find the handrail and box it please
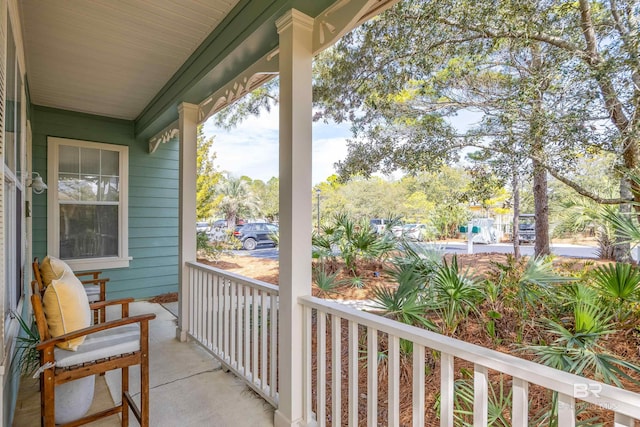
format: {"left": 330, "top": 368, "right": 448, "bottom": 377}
{"left": 186, "top": 261, "right": 279, "bottom": 407}
{"left": 299, "top": 295, "right": 640, "bottom": 419}
{"left": 186, "top": 261, "right": 279, "bottom": 294}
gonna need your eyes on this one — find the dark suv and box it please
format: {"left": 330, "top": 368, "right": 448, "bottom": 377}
{"left": 234, "top": 223, "right": 279, "bottom": 250}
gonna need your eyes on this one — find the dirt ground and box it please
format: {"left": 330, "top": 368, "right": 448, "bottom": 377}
{"left": 187, "top": 250, "right": 640, "bottom": 426}
{"left": 198, "top": 251, "right": 606, "bottom": 300}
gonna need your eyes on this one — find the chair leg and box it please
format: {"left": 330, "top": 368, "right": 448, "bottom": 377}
{"left": 141, "top": 347, "right": 150, "bottom": 427}
{"left": 42, "top": 369, "right": 55, "bottom": 427}
{"left": 122, "top": 366, "right": 129, "bottom": 427}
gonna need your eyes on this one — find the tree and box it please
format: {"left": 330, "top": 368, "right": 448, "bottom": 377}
{"left": 311, "top": 0, "right": 637, "bottom": 258}
{"left": 250, "top": 177, "right": 279, "bottom": 222}
{"left": 215, "top": 177, "right": 260, "bottom": 227}
{"left": 213, "top": 1, "right": 639, "bottom": 259}
{"left": 196, "top": 125, "right": 222, "bottom": 221}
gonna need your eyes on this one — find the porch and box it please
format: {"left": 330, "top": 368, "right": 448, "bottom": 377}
{"left": 8, "top": 1, "right": 640, "bottom": 426}
{"left": 16, "top": 262, "right": 640, "bottom": 425}
{"left": 13, "top": 300, "right": 275, "bottom": 426}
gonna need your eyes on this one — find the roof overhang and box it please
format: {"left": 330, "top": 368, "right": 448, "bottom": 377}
{"left": 20, "top": 0, "right": 398, "bottom": 143}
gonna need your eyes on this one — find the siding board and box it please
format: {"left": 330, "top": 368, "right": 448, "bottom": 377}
{"left": 31, "top": 105, "right": 179, "bottom": 299}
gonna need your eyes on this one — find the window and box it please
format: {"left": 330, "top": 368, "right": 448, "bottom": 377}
{"left": 4, "top": 16, "right": 26, "bottom": 341}
{"left": 48, "top": 137, "right": 130, "bottom": 270}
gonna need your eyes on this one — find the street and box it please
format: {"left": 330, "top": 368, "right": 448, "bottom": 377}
{"left": 235, "top": 241, "right": 600, "bottom": 260}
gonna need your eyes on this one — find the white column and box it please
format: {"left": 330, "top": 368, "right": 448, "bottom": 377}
{"left": 176, "top": 103, "right": 199, "bottom": 342}
{"left": 274, "top": 9, "right": 315, "bottom": 427}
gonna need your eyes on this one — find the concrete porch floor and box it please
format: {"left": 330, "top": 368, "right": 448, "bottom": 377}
{"left": 13, "top": 301, "right": 275, "bottom": 426}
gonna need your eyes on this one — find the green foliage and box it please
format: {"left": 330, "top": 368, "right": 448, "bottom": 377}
{"left": 553, "top": 194, "right": 616, "bottom": 259}
{"left": 215, "top": 177, "right": 260, "bottom": 226}
{"left": 490, "top": 255, "right": 572, "bottom": 341}
{"left": 312, "top": 267, "right": 344, "bottom": 297}
{"left": 322, "top": 213, "right": 396, "bottom": 276}
{"left": 429, "top": 255, "right": 483, "bottom": 334}
{"left": 196, "top": 125, "right": 222, "bottom": 220}
{"left": 250, "top": 177, "right": 279, "bottom": 222}
{"left": 439, "top": 374, "right": 512, "bottom": 427}
{"left": 196, "top": 231, "right": 240, "bottom": 262}
{"left": 591, "top": 263, "right": 640, "bottom": 321}
{"left": 14, "top": 312, "right": 40, "bottom": 376}
{"left": 462, "top": 164, "right": 506, "bottom": 212}
{"left": 392, "top": 241, "right": 444, "bottom": 282}
{"left": 527, "top": 289, "right": 640, "bottom": 387}
{"left": 371, "top": 263, "right": 435, "bottom": 330}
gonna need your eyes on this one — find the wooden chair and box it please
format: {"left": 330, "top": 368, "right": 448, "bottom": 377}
{"left": 32, "top": 257, "right": 109, "bottom": 324}
{"left": 31, "top": 281, "right": 156, "bottom": 427}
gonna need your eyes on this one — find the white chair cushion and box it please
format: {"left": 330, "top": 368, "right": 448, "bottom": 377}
{"left": 83, "top": 285, "right": 101, "bottom": 302}
{"left": 54, "top": 324, "right": 140, "bottom": 368}
{"left": 44, "top": 271, "right": 92, "bottom": 351}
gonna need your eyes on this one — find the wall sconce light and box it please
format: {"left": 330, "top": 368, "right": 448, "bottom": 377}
{"left": 28, "top": 172, "right": 48, "bottom": 194}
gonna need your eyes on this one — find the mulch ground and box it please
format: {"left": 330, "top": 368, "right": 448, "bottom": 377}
{"left": 149, "top": 252, "right": 639, "bottom": 426}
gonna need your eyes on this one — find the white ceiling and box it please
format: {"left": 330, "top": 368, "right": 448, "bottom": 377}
{"left": 20, "top": 0, "right": 241, "bottom": 120}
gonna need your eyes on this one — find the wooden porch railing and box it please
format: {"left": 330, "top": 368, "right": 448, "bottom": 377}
{"left": 186, "top": 262, "right": 279, "bottom": 407}
{"left": 299, "top": 296, "right": 640, "bottom": 427}
{"left": 185, "top": 262, "right": 640, "bottom": 425}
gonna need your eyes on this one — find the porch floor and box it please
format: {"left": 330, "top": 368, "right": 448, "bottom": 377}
{"left": 13, "top": 301, "right": 275, "bottom": 426}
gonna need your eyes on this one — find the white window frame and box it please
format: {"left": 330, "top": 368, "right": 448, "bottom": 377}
{"left": 47, "top": 137, "right": 131, "bottom": 270}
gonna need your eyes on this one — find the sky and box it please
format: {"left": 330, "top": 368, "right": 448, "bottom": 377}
{"left": 202, "top": 108, "right": 484, "bottom": 185}
{"left": 202, "top": 108, "right": 351, "bottom": 185}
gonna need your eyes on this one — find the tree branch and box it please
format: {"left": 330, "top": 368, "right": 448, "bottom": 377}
{"left": 545, "top": 165, "right": 630, "bottom": 204}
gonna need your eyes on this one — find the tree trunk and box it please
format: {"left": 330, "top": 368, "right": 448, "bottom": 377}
{"left": 512, "top": 170, "right": 521, "bottom": 260}
{"left": 227, "top": 213, "right": 236, "bottom": 229}
{"left": 613, "top": 178, "right": 633, "bottom": 262}
{"left": 529, "top": 43, "right": 550, "bottom": 257}
{"left": 532, "top": 160, "right": 550, "bottom": 257}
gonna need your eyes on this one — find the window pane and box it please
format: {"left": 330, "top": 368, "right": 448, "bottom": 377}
{"left": 101, "top": 150, "right": 119, "bottom": 176}
{"left": 80, "top": 147, "right": 100, "bottom": 174}
{"left": 4, "top": 25, "right": 15, "bottom": 171}
{"left": 59, "top": 146, "right": 79, "bottom": 173}
{"left": 16, "top": 72, "right": 22, "bottom": 176}
{"left": 58, "top": 174, "right": 80, "bottom": 201}
{"left": 59, "top": 204, "right": 118, "bottom": 259}
{"left": 79, "top": 174, "right": 99, "bottom": 201}
{"left": 100, "top": 177, "right": 119, "bottom": 201}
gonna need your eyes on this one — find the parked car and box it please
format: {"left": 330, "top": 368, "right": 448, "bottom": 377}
{"left": 211, "top": 219, "right": 227, "bottom": 228}
{"left": 234, "top": 223, "right": 279, "bottom": 250}
{"left": 370, "top": 218, "right": 391, "bottom": 234}
{"left": 518, "top": 214, "right": 536, "bottom": 243}
{"left": 399, "top": 223, "right": 430, "bottom": 241}
{"left": 196, "top": 221, "right": 209, "bottom": 234}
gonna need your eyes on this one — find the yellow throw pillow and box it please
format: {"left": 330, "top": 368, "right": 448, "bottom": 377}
{"left": 43, "top": 270, "right": 91, "bottom": 351}
{"left": 40, "top": 255, "right": 73, "bottom": 286}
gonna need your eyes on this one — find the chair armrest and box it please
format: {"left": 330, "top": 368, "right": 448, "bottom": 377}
{"left": 90, "top": 297, "right": 134, "bottom": 318}
{"left": 80, "top": 278, "right": 110, "bottom": 285}
{"left": 89, "top": 298, "right": 134, "bottom": 310}
{"left": 75, "top": 270, "right": 104, "bottom": 279}
{"left": 36, "top": 313, "right": 156, "bottom": 351}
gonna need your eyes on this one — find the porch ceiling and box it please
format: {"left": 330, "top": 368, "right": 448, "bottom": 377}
{"left": 19, "top": 0, "right": 241, "bottom": 120}
{"left": 20, "top": 0, "right": 397, "bottom": 141}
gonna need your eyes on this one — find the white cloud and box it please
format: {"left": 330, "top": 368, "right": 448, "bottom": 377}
{"left": 312, "top": 136, "right": 349, "bottom": 183}
{"left": 202, "top": 108, "right": 351, "bottom": 184}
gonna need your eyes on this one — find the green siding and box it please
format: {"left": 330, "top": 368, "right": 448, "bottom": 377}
{"left": 31, "top": 106, "right": 179, "bottom": 299}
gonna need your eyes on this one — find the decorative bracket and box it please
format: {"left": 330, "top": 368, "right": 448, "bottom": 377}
{"left": 148, "top": 121, "right": 179, "bottom": 154}
{"left": 313, "top": 0, "right": 398, "bottom": 53}
{"left": 198, "top": 49, "right": 279, "bottom": 124}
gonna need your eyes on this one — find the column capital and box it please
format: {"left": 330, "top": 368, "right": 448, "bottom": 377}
{"left": 177, "top": 102, "right": 199, "bottom": 116}
{"left": 275, "top": 9, "right": 314, "bottom": 35}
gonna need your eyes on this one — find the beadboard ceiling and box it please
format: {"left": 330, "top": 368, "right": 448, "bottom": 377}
{"left": 20, "top": 0, "right": 241, "bottom": 120}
